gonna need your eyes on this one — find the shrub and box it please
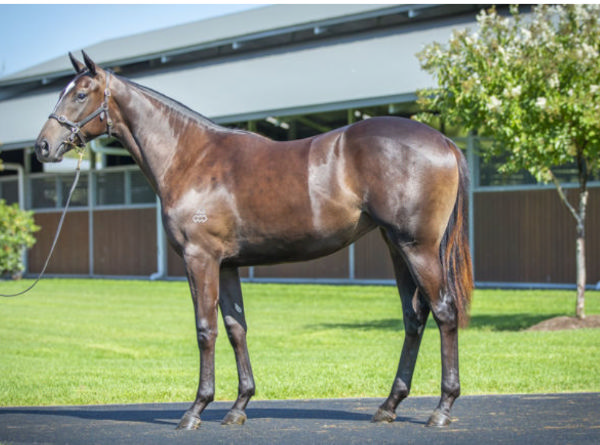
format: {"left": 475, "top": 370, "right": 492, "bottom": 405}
{"left": 0, "top": 199, "right": 40, "bottom": 278}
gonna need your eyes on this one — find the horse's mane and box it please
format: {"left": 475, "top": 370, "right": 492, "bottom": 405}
{"left": 122, "top": 77, "right": 252, "bottom": 136}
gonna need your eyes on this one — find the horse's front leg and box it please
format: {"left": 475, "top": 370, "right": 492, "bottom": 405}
{"left": 177, "top": 255, "right": 220, "bottom": 430}
{"left": 219, "top": 266, "right": 255, "bottom": 425}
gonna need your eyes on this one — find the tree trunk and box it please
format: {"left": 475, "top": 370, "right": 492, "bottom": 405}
{"left": 551, "top": 173, "right": 587, "bottom": 319}
{"left": 575, "top": 190, "right": 588, "bottom": 320}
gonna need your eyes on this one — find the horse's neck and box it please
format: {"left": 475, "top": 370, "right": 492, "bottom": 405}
{"left": 111, "top": 76, "right": 207, "bottom": 196}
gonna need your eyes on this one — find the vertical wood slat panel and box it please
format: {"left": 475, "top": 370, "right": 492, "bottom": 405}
{"left": 354, "top": 230, "right": 395, "bottom": 280}
{"left": 28, "top": 211, "right": 89, "bottom": 274}
{"left": 28, "top": 187, "right": 598, "bottom": 285}
{"left": 586, "top": 189, "right": 600, "bottom": 284}
{"left": 166, "top": 242, "right": 250, "bottom": 278}
{"left": 253, "top": 249, "right": 349, "bottom": 279}
{"left": 474, "top": 187, "right": 600, "bottom": 284}
{"left": 167, "top": 244, "right": 185, "bottom": 277}
{"left": 93, "top": 209, "right": 156, "bottom": 276}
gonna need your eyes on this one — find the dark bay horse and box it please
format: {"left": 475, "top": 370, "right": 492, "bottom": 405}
{"left": 35, "top": 52, "right": 473, "bottom": 429}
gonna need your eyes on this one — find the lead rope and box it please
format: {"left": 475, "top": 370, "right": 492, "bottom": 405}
{"left": 0, "top": 151, "right": 85, "bottom": 297}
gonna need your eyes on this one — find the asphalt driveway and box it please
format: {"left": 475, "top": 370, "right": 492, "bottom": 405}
{"left": 1, "top": 393, "right": 598, "bottom": 444}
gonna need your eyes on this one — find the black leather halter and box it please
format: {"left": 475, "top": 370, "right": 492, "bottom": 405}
{"left": 48, "top": 71, "right": 113, "bottom": 146}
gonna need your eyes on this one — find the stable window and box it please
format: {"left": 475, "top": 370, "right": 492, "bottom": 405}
{"left": 30, "top": 176, "right": 58, "bottom": 209}
{"left": 96, "top": 171, "right": 125, "bottom": 206}
{"left": 29, "top": 174, "right": 88, "bottom": 209}
{"left": 0, "top": 178, "right": 18, "bottom": 205}
{"left": 129, "top": 170, "right": 155, "bottom": 204}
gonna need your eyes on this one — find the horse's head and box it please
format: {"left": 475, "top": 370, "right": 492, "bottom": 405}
{"left": 35, "top": 52, "right": 113, "bottom": 162}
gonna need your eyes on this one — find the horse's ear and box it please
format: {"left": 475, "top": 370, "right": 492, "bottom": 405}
{"left": 69, "top": 52, "right": 86, "bottom": 74}
{"left": 82, "top": 51, "right": 97, "bottom": 76}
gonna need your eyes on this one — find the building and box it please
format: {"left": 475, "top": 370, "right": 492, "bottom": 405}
{"left": 1, "top": 4, "right": 598, "bottom": 286}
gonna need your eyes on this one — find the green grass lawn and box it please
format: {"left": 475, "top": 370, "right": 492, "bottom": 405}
{"left": 0, "top": 279, "right": 598, "bottom": 406}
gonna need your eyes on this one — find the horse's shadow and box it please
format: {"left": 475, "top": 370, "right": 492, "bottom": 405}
{"left": 310, "top": 313, "right": 563, "bottom": 332}
{"left": 0, "top": 405, "right": 422, "bottom": 427}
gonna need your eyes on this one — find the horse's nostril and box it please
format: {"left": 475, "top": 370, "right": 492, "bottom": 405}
{"left": 37, "top": 139, "right": 49, "bottom": 156}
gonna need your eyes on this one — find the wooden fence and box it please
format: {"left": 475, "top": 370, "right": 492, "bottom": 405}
{"left": 29, "top": 187, "right": 600, "bottom": 286}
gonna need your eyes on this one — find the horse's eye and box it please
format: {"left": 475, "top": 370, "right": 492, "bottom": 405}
{"left": 76, "top": 92, "right": 87, "bottom": 101}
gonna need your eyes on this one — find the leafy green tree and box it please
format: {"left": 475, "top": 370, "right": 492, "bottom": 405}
{"left": 417, "top": 5, "right": 600, "bottom": 319}
{"left": 0, "top": 199, "right": 39, "bottom": 279}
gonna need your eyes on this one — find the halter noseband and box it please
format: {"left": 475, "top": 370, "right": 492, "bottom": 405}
{"left": 49, "top": 71, "right": 114, "bottom": 146}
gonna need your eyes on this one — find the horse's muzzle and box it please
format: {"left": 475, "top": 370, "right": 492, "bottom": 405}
{"left": 35, "top": 139, "right": 65, "bottom": 163}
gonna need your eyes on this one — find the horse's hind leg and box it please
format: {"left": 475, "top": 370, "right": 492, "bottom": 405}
{"left": 218, "top": 266, "right": 255, "bottom": 425}
{"left": 425, "top": 282, "right": 461, "bottom": 427}
{"left": 372, "top": 238, "right": 430, "bottom": 423}
{"left": 401, "top": 242, "right": 461, "bottom": 427}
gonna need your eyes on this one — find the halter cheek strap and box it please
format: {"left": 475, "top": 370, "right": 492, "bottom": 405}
{"left": 49, "top": 71, "right": 113, "bottom": 146}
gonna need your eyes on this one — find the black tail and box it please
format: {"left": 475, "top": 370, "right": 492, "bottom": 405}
{"left": 440, "top": 139, "right": 474, "bottom": 328}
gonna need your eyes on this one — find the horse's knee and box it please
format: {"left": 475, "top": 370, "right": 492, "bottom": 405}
{"left": 223, "top": 315, "right": 246, "bottom": 342}
{"left": 197, "top": 322, "right": 217, "bottom": 348}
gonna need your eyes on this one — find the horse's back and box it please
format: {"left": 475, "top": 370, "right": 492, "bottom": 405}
{"left": 236, "top": 115, "right": 461, "bottom": 249}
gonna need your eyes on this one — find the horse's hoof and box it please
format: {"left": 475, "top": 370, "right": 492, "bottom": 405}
{"left": 176, "top": 413, "right": 202, "bottom": 430}
{"left": 371, "top": 407, "right": 396, "bottom": 423}
{"left": 426, "top": 409, "right": 451, "bottom": 427}
{"left": 222, "top": 408, "right": 247, "bottom": 425}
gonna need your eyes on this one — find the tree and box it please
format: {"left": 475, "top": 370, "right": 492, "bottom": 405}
{"left": 416, "top": 5, "right": 600, "bottom": 319}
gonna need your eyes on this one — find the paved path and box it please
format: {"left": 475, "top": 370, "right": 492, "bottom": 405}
{"left": 1, "top": 393, "right": 599, "bottom": 444}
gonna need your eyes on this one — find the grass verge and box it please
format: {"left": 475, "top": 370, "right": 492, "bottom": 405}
{"left": 0, "top": 279, "right": 598, "bottom": 406}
